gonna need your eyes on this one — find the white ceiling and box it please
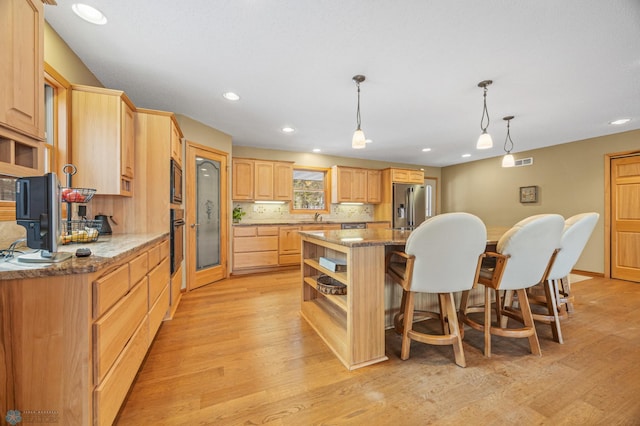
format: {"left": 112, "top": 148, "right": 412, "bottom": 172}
{"left": 44, "top": 0, "right": 640, "bottom": 167}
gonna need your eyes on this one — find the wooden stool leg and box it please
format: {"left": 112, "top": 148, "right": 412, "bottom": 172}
{"left": 500, "top": 290, "right": 512, "bottom": 328}
{"left": 443, "top": 293, "right": 466, "bottom": 367}
{"left": 544, "top": 279, "right": 563, "bottom": 343}
{"left": 394, "top": 289, "right": 408, "bottom": 334}
{"left": 517, "top": 288, "right": 541, "bottom": 356}
{"left": 400, "top": 291, "right": 415, "bottom": 360}
{"left": 484, "top": 285, "right": 492, "bottom": 357}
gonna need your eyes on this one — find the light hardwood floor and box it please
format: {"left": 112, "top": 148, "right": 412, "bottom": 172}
{"left": 116, "top": 271, "right": 640, "bottom": 425}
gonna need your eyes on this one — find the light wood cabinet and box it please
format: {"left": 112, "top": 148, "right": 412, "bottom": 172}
{"left": 233, "top": 226, "right": 279, "bottom": 270}
{"left": 279, "top": 225, "right": 302, "bottom": 265}
{"left": 71, "top": 85, "right": 137, "bottom": 196}
{"left": 300, "top": 233, "right": 387, "bottom": 370}
{"left": 232, "top": 158, "right": 293, "bottom": 201}
{"left": 367, "top": 169, "right": 382, "bottom": 203}
{"left": 0, "top": 0, "right": 46, "bottom": 177}
{"left": 254, "top": 160, "right": 274, "bottom": 200}
{"left": 274, "top": 161, "right": 293, "bottom": 201}
{"left": 367, "top": 222, "right": 390, "bottom": 229}
{"left": 232, "top": 158, "right": 254, "bottom": 200}
{"left": 332, "top": 166, "right": 382, "bottom": 204}
{"left": 170, "top": 119, "right": 183, "bottom": 166}
{"left": 0, "top": 0, "right": 45, "bottom": 142}
{"left": 0, "top": 237, "right": 169, "bottom": 426}
{"left": 390, "top": 168, "right": 424, "bottom": 184}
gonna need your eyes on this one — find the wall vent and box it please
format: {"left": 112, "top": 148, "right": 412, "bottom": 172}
{"left": 514, "top": 157, "right": 533, "bottom": 167}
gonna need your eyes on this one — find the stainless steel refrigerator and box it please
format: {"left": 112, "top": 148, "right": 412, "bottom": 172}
{"left": 392, "top": 183, "right": 427, "bottom": 229}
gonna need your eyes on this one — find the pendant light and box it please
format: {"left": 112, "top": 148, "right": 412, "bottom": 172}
{"left": 352, "top": 75, "right": 366, "bottom": 149}
{"left": 476, "top": 80, "right": 493, "bottom": 149}
{"left": 501, "top": 115, "right": 516, "bottom": 168}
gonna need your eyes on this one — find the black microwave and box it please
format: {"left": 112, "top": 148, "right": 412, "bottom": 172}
{"left": 170, "top": 159, "right": 182, "bottom": 203}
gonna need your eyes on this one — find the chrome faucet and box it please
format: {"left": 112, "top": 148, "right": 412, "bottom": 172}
{"left": 314, "top": 212, "right": 322, "bottom": 222}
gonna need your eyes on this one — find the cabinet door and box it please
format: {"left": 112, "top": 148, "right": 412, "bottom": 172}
{"left": 367, "top": 170, "right": 382, "bottom": 203}
{"left": 232, "top": 158, "right": 254, "bottom": 200}
{"left": 170, "top": 119, "right": 182, "bottom": 166}
{"left": 120, "top": 100, "right": 135, "bottom": 179}
{"left": 273, "top": 162, "right": 293, "bottom": 201}
{"left": 254, "top": 160, "right": 274, "bottom": 200}
{"left": 334, "top": 167, "right": 353, "bottom": 203}
{"left": 409, "top": 170, "right": 424, "bottom": 184}
{"left": 352, "top": 169, "right": 367, "bottom": 202}
{"left": 279, "top": 226, "right": 302, "bottom": 254}
{"left": 0, "top": 0, "right": 44, "bottom": 140}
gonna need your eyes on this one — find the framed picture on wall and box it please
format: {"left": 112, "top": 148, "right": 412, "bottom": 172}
{"left": 520, "top": 186, "right": 538, "bottom": 203}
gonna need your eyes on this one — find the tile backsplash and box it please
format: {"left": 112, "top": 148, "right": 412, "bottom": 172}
{"left": 234, "top": 202, "right": 374, "bottom": 223}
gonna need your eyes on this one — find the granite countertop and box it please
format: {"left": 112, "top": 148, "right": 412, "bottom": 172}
{"left": 233, "top": 220, "right": 389, "bottom": 226}
{"left": 0, "top": 233, "right": 168, "bottom": 280}
{"left": 298, "top": 228, "right": 411, "bottom": 247}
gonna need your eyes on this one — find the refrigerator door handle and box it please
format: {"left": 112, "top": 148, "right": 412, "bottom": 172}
{"left": 408, "top": 187, "right": 414, "bottom": 227}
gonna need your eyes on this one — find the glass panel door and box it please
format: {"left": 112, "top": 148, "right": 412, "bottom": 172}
{"left": 196, "top": 157, "right": 221, "bottom": 270}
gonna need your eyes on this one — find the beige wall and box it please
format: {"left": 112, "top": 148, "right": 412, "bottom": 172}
{"left": 175, "top": 115, "right": 232, "bottom": 153}
{"left": 44, "top": 22, "right": 103, "bottom": 87}
{"left": 442, "top": 129, "right": 640, "bottom": 274}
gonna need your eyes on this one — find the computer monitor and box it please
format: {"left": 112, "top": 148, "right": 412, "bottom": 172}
{"left": 15, "top": 172, "right": 72, "bottom": 263}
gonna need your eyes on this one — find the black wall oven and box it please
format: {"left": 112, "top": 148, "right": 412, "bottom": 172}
{"left": 170, "top": 159, "right": 182, "bottom": 204}
{"left": 170, "top": 208, "right": 184, "bottom": 274}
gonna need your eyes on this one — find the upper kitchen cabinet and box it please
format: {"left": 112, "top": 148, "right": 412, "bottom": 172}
{"left": 232, "top": 158, "right": 293, "bottom": 201}
{"left": 331, "top": 166, "right": 381, "bottom": 204}
{"left": 71, "top": 85, "right": 136, "bottom": 196}
{"left": 389, "top": 168, "right": 424, "bottom": 184}
{"left": 0, "top": 0, "right": 45, "bottom": 143}
{"left": 170, "top": 119, "right": 183, "bottom": 167}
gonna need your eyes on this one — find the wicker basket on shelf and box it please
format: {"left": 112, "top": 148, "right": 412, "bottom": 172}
{"left": 316, "top": 274, "right": 347, "bottom": 295}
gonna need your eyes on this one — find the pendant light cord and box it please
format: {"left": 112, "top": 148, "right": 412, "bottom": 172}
{"left": 480, "top": 86, "right": 490, "bottom": 132}
{"left": 504, "top": 119, "right": 514, "bottom": 153}
{"left": 355, "top": 82, "right": 362, "bottom": 131}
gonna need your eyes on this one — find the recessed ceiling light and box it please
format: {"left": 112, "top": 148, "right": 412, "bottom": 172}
{"left": 609, "top": 118, "right": 631, "bottom": 125}
{"left": 282, "top": 126, "right": 295, "bottom": 133}
{"left": 72, "top": 4, "right": 107, "bottom": 25}
{"left": 312, "top": 148, "right": 321, "bottom": 153}
{"left": 462, "top": 153, "right": 471, "bottom": 158}
{"left": 422, "top": 148, "right": 431, "bottom": 152}
{"left": 222, "top": 92, "right": 240, "bottom": 101}
{"left": 365, "top": 139, "right": 373, "bottom": 144}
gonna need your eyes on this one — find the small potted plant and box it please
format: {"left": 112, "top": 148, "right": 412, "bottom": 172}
{"left": 232, "top": 205, "right": 246, "bottom": 223}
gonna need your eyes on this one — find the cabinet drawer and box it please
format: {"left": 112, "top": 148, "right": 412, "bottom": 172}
{"left": 257, "top": 226, "right": 279, "bottom": 236}
{"left": 279, "top": 253, "right": 301, "bottom": 265}
{"left": 234, "top": 236, "right": 278, "bottom": 253}
{"left": 148, "top": 243, "right": 161, "bottom": 268}
{"left": 148, "top": 257, "right": 170, "bottom": 307}
{"left": 234, "top": 226, "right": 257, "bottom": 237}
{"left": 93, "top": 264, "right": 130, "bottom": 319}
{"left": 94, "top": 279, "right": 148, "bottom": 384}
{"left": 94, "top": 316, "right": 149, "bottom": 426}
{"left": 129, "top": 252, "right": 148, "bottom": 286}
{"left": 159, "top": 238, "right": 170, "bottom": 260}
{"left": 149, "top": 286, "right": 169, "bottom": 342}
{"left": 233, "top": 251, "right": 278, "bottom": 269}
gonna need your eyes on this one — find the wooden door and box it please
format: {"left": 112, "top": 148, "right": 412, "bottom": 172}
{"left": 273, "top": 162, "right": 293, "bottom": 201}
{"left": 186, "top": 142, "right": 228, "bottom": 290}
{"left": 254, "top": 160, "right": 274, "bottom": 200}
{"left": 611, "top": 155, "right": 640, "bottom": 282}
{"left": 352, "top": 169, "right": 367, "bottom": 202}
{"left": 366, "top": 170, "right": 381, "bottom": 203}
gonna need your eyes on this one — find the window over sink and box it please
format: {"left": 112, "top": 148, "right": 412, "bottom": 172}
{"left": 291, "top": 167, "right": 331, "bottom": 214}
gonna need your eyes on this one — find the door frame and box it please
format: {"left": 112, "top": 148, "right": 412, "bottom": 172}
{"left": 604, "top": 148, "right": 640, "bottom": 278}
{"left": 185, "top": 141, "right": 230, "bottom": 291}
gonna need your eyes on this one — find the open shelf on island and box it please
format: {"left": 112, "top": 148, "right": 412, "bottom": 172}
{"left": 303, "top": 259, "right": 348, "bottom": 285}
{"left": 303, "top": 276, "right": 347, "bottom": 312}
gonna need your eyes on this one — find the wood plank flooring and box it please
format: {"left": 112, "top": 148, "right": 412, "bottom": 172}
{"left": 116, "top": 271, "right": 640, "bottom": 425}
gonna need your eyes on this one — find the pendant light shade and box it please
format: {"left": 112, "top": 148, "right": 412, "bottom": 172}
{"left": 476, "top": 80, "right": 493, "bottom": 149}
{"left": 352, "top": 75, "right": 366, "bottom": 149}
{"left": 501, "top": 115, "right": 516, "bottom": 168}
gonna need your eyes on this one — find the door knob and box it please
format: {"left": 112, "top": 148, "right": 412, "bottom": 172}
{"left": 190, "top": 223, "right": 200, "bottom": 228}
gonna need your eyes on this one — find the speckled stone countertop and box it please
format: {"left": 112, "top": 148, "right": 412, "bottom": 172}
{"left": 0, "top": 233, "right": 168, "bottom": 280}
{"left": 298, "top": 228, "right": 411, "bottom": 247}
{"left": 233, "top": 220, "right": 389, "bottom": 226}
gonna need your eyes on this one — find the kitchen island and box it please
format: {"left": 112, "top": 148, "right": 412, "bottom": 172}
{"left": 299, "top": 227, "right": 504, "bottom": 370}
{"left": 0, "top": 233, "right": 169, "bottom": 426}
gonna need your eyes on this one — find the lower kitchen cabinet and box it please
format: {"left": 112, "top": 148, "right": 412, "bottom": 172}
{"left": 0, "top": 236, "right": 170, "bottom": 426}
{"left": 233, "top": 226, "right": 279, "bottom": 270}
